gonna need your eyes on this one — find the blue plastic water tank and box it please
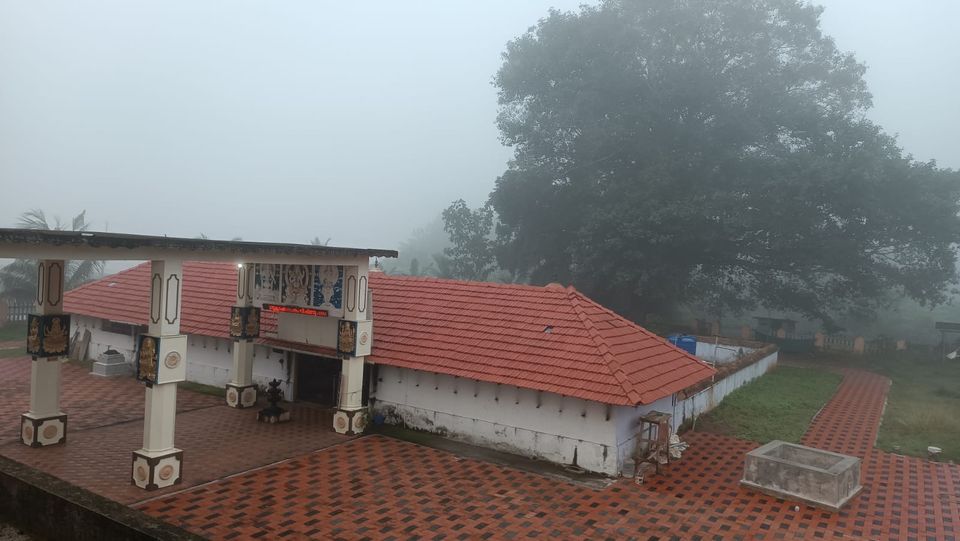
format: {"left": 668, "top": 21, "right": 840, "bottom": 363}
{"left": 668, "top": 334, "right": 697, "bottom": 355}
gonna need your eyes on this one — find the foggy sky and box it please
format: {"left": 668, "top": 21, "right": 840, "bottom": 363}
{"left": 1, "top": 0, "right": 958, "bottom": 252}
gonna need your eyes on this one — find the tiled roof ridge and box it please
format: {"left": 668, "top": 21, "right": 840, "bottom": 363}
{"left": 374, "top": 273, "right": 566, "bottom": 294}
{"left": 565, "top": 287, "right": 644, "bottom": 404}
{"left": 570, "top": 288, "right": 715, "bottom": 374}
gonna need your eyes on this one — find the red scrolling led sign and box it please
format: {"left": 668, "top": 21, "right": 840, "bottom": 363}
{"left": 262, "top": 303, "right": 329, "bottom": 318}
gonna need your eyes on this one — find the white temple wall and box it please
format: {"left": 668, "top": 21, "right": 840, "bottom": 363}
{"left": 613, "top": 348, "right": 778, "bottom": 473}
{"left": 373, "top": 365, "right": 620, "bottom": 475}
{"left": 71, "top": 316, "right": 293, "bottom": 398}
{"left": 73, "top": 315, "right": 137, "bottom": 361}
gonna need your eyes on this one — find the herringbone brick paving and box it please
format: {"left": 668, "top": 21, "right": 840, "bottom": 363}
{"left": 137, "top": 367, "right": 960, "bottom": 540}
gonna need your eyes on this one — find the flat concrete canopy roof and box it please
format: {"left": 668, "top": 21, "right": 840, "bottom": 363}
{"left": 0, "top": 229, "right": 398, "bottom": 265}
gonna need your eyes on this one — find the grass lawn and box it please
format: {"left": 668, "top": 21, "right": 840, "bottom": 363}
{"left": 178, "top": 380, "right": 227, "bottom": 398}
{"left": 692, "top": 366, "right": 842, "bottom": 443}
{"left": 0, "top": 323, "right": 26, "bottom": 359}
{"left": 851, "top": 351, "right": 960, "bottom": 462}
{"left": 0, "top": 347, "right": 26, "bottom": 359}
{"left": 0, "top": 322, "right": 25, "bottom": 343}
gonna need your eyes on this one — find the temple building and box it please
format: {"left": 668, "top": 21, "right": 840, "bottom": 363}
{"left": 2, "top": 228, "right": 770, "bottom": 482}
{"left": 63, "top": 259, "right": 722, "bottom": 476}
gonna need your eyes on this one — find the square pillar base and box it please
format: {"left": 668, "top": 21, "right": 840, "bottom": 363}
{"left": 20, "top": 413, "right": 67, "bottom": 447}
{"left": 333, "top": 409, "right": 368, "bottom": 435}
{"left": 132, "top": 448, "right": 183, "bottom": 490}
{"left": 225, "top": 383, "right": 257, "bottom": 409}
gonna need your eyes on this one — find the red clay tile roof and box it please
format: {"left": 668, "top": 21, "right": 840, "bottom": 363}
{"left": 64, "top": 262, "right": 714, "bottom": 405}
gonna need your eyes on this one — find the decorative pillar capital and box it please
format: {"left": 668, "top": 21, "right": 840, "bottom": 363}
{"left": 342, "top": 262, "right": 369, "bottom": 322}
{"left": 148, "top": 260, "right": 183, "bottom": 337}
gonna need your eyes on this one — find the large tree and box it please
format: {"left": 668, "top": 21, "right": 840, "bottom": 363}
{"left": 490, "top": 0, "right": 960, "bottom": 325}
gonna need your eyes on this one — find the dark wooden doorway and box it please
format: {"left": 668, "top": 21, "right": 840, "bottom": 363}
{"left": 296, "top": 354, "right": 341, "bottom": 406}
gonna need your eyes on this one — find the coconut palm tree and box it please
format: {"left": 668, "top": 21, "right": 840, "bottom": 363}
{"left": 0, "top": 209, "right": 105, "bottom": 302}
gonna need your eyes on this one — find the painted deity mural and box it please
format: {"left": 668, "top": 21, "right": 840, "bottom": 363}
{"left": 312, "top": 265, "right": 344, "bottom": 317}
{"left": 254, "top": 263, "right": 344, "bottom": 317}
{"left": 281, "top": 264, "right": 312, "bottom": 306}
{"left": 254, "top": 264, "right": 281, "bottom": 305}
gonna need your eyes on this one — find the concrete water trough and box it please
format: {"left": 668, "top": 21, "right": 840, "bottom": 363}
{"left": 740, "top": 440, "right": 862, "bottom": 511}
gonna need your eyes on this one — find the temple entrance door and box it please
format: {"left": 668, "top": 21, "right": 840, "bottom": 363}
{"left": 295, "top": 354, "right": 341, "bottom": 406}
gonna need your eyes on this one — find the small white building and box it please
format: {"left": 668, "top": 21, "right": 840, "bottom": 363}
{"left": 65, "top": 262, "right": 777, "bottom": 476}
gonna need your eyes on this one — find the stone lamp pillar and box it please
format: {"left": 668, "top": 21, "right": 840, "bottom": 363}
{"left": 226, "top": 263, "right": 259, "bottom": 408}
{"left": 332, "top": 262, "right": 372, "bottom": 435}
{"left": 131, "top": 260, "right": 187, "bottom": 490}
{"left": 21, "top": 260, "right": 69, "bottom": 447}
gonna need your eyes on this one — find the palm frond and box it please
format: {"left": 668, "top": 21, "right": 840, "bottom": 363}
{"left": 0, "top": 259, "right": 40, "bottom": 302}
{"left": 17, "top": 209, "right": 50, "bottom": 230}
{"left": 66, "top": 259, "right": 105, "bottom": 290}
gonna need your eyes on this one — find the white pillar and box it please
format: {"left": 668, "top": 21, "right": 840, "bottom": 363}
{"left": 132, "top": 259, "right": 186, "bottom": 490}
{"left": 142, "top": 384, "right": 178, "bottom": 451}
{"left": 21, "top": 260, "right": 69, "bottom": 447}
{"left": 339, "top": 356, "right": 365, "bottom": 410}
{"left": 333, "top": 261, "right": 370, "bottom": 435}
{"left": 226, "top": 263, "right": 258, "bottom": 408}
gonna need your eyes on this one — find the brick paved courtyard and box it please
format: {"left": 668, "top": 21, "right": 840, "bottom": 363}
{"left": 137, "top": 366, "right": 960, "bottom": 540}
{"left": 2, "top": 354, "right": 959, "bottom": 539}
{"left": 0, "top": 356, "right": 351, "bottom": 504}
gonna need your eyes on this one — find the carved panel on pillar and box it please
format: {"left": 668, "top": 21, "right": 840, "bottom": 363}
{"left": 225, "top": 383, "right": 258, "bottom": 408}
{"left": 345, "top": 275, "right": 357, "bottom": 314}
{"left": 35, "top": 262, "right": 45, "bottom": 306}
{"left": 358, "top": 275, "right": 367, "bottom": 314}
{"left": 20, "top": 414, "right": 67, "bottom": 447}
{"left": 150, "top": 274, "right": 162, "bottom": 324}
{"left": 236, "top": 264, "right": 253, "bottom": 302}
{"left": 229, "top": 307, "right": 260, "bottom": 340}
{"left": 135, "top": 334, "right": 187, "bottom": 386}
{"left": 164, "top": 274, "right": 181, "bottom": 325}
{"left": 333, "top": 409, "right": 368, "bottom": 435}
{"left": 132, "top": 450, "right": 183, "bottom": 490}
{"left": 45, "top": 261, "right": 63, "bottom": 307}
{"left": 26, "top": 314, "right": 70, "bottom": 358}
{"left": 337, "top": 320, "right": 372, "bottom": 358}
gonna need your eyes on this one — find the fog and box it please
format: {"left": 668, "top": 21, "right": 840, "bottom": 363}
{"left": 1, "top": 0, "right": 958, "bottom": 251}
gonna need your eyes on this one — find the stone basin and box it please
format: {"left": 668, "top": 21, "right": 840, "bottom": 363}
{"left": 740, "top": 440, "right": 862, "bottom": 511}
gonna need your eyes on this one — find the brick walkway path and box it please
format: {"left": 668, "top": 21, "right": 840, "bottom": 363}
{"left": 137, "top": 367, "right": 960, "bottom": 541}
{"left": 801, "top": 367, "right": 890, "bottom": 457}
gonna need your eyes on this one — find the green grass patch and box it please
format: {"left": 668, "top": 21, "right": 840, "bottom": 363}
{"left": 787, "top": 350, "right": 960, "bottom": 462}
{"left": 178, "top": 380, "right": 226, "bottom": 398}
{"left": 0, "top": 347, "right": 27, "bottom": 359}
{"left": 692, "top": 366, "right": 842, "bottom": 443}
{"left": 0, "top": 322, "right": 26, "bottom": 343}
{"left": 863, "top": 352, "right": 960, "bottom": 462}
